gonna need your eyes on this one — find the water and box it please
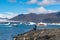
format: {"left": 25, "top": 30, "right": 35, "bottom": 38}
{"left": 0, "top": 24, "right": 60, "bottom": 40}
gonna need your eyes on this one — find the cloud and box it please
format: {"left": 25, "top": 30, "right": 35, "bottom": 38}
{"left": 28, "top": 7, "right": 57, "bottom": 14}
{"left": 26, "top": 0, "right": 37, "bottom": 4}
{"left": 38, "top": 0, "right": 55, "bottom": 6}
{"left": 55, "top": 0, "right": 60, "bottom": 2}
{"left": 26, "top": 0, "right": 60, "bottom": 6}
{"left": 8, "top": 0, "right": 16, "bottom": 2}
{"left": 0, "top": 12, "right": 18, "bottom": 19}
{"left": 38, "top": 0, "right": 60, "bottom": 6}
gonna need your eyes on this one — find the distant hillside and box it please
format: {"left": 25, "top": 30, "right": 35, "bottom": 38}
{"left": 0, "top": 18, "right": 8, "bottom": 19}
{"left": 10, "top": 12, "right": 60, "bottom": 23}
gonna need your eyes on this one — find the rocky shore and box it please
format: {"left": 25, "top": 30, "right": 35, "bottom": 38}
{"left": 13, "top": 28, "right": 60, "bottom": 40}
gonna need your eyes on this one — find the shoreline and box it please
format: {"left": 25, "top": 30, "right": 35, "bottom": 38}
{"left": 14, "top": 28, "right": 60, "bottom": 40}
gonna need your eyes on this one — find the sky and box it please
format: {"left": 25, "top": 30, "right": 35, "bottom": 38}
{"left": 0, "top": 0, "right": 60, "bottom": 19}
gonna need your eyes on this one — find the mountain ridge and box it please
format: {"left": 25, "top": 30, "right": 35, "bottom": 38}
{"left": 10, "top": 12, "right": 60, "bottom": 23}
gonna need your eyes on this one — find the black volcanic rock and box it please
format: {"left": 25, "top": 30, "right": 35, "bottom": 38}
{"left": 10, "top": 12, "right": 60, "bottom": 23}
{"left": 13, "top": 28, "right": 60, "bottom": 40}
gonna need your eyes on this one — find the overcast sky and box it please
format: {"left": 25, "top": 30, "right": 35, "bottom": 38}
{"left": 0, "top": 0, "right": 60, "bottom": 18}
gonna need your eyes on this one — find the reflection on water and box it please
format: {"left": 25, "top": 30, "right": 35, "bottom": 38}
{"left": 0, "top": 24, "right": 60, "bottom": 40}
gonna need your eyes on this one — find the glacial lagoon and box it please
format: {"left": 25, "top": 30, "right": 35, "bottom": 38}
{"left": 0, "top": 24, "right": 60, "bottom": 40}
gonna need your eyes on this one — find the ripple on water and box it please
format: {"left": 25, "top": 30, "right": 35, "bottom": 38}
{"left": 0, "top": 24, "right": 60, "bottom": 40}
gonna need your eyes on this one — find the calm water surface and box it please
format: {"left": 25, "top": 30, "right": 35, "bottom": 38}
{"left": 0, "top": 24, "right": 60, "bottom": 40}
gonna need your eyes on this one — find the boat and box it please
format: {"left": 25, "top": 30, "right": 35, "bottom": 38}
{"left": 37, "top": 22, "right": 47, "bottom": 26}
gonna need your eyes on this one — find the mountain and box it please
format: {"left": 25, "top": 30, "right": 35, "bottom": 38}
{"left": 10, "top": 12, "right": 60, "bottom": 23}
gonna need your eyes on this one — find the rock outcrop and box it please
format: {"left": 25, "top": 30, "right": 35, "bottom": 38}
{"left": 13, "top": 28, "right": 60, "bottom": 40}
